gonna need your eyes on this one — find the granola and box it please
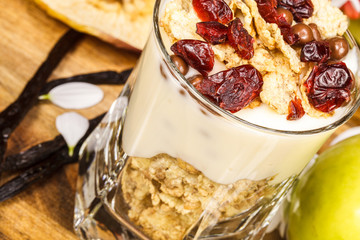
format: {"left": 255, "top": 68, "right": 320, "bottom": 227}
{"left": 122, "top": 155, "right": 272, "bottom": 240}
{"left": 160, "top": 0, "right": 350, "bottom": 118}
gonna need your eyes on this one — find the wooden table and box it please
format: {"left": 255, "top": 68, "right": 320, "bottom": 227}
{"left": 0, "top": 0, "right": 359, "bottom": 239}
{"left": 0, "top": 0, "right": 138, "bottom": 239}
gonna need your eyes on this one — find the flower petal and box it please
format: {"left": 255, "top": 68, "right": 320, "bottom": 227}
{"left": 56, "top": 112, "right": 89, "bottom": 155}
{"left": 46, "top": 82, "right": 104, "bottom": 109}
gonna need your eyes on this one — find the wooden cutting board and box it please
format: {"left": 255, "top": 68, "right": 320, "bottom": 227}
{"left": 0, "top": 0, "right": 138, "bottom": 239}
{"left": 0, "top": 0, "right": 359, "bottom": 240}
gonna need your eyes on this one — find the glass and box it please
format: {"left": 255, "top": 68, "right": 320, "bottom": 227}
{"left": 73, "top": 0, "right": 360, "bottom": 238}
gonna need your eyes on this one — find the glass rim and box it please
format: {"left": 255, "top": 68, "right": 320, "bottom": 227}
{"left": 152, "top": 0, "right": 360, "bottom": 135}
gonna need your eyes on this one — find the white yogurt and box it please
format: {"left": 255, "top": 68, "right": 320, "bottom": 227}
{"left": 122, "top": 27, "right": 359, "bottom": 185}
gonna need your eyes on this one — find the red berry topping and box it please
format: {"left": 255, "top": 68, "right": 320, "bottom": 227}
{"left": 277, "top": 0, "right": 314, "bottom": 22}
{"left": 192, "top": 0, "right": 233, "bottom": 24}
{"left": 255, "top": 0, "right": 278, "bottom": 23}
{"left": 196, "top": 65, "right": 263, "bottom": 112}
{"left": 304, "top": 62, "right": 353, "bottom": 113}
{"left": 196, "top": 21, "right": 228, "bottom": 45}
{"left": 170, "top": 40, "right": 214, "bottom": 76}
{"left": 287, "top": 97, "right": 305, "bottom": 120}
{"left": 227, "top": 18, "right": 255, "bottom": 60}
{"left": 254, "top": 0, "right": 299, "bottom": 45}
{"left": 300, "top": 41, "right": 330, "bottom": 63}
{"left": 277, "top": 16, "right": 299, "bottom": 44}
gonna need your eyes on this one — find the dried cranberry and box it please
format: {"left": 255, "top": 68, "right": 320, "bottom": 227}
{"left": 277, "top": 16, "right": 299, "bottom": 44}
{"left": 278, "top": 0, "right": 314, "bottom": 22}
{"left": 287, "top": 97, "right": 305, "bottom": 120}
{"left": 192, "top": 0, "right": 233, "bottom": 24}
{"left": 196, "top": 21, "right": 228, "bottom": 44}
{"left": 170, "top": 40, "right": 214, "bottom": 76}
{"left": 196, "top": 65, "right": 263, "bottom": 112}
{"left": 227, "top": 18, "right": 255, "bottom": 60}
{"left": 304, "top": 62, "right": 353, "bottom": 113}
{"left": 255, "top": 0, "right": 278, "bottom": 23}
{"left": 254, "top": 0, "right": 298, "bottom": 45}
{"left": 300, "top": 41, "right": 330, "bottom": 63}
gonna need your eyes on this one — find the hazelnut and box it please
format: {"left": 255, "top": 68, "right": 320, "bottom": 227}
{"left": 292, "top": 23, "right": 314, "bottom": 45}
{"left": 308, "top": 23, "right": 322, "bottom": 41}
{"left": 188, "top": 74, "right": 203, "bottom": 87}
{"left": 276, "top": 8, "right": 293, "bottom": 25}
{"left": 171, "top": 55, "right": 189, "bottom": 75}
{"left": 329, "top": 36, "right": 349, "bottom": 60}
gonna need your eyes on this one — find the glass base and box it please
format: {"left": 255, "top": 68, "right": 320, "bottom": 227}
{"left": 73, "top": 83, "right": 295, "bottom": 240}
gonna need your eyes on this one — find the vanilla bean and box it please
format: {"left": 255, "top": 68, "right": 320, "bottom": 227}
{"left": 1, "top": 135, "right": 65, "bottom": 171}
{"left": 40, "top": 69, "right": 132, "bottom": 95}
{"left": 1, "top": 68, "right": 132, "bottom": 172}
{"left": 0, "top": 30, "right": 84, "bottom": 162}
{"left": 1, "top": 113, "right": 105, "bottom": 172}
{"left": 0, "top": 147, "right": 72, "bottom": 202}
{"left": 0, "top": 113, "right": 105, "bottom": 202}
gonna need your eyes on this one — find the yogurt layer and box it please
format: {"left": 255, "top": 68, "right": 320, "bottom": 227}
{"left": 123, "top": 33, "right": 360, "bottom": 184}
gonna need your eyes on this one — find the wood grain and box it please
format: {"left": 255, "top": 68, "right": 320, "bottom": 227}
{"left": 0, "top": 0, "right": 138, "bottom": 239}
{"left": 0, "top": 0, "right": 359, "bottom": 239}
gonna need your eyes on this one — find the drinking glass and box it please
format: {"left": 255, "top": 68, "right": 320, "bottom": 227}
{"left": 73, "top": 0, "right": 360, "bottom": 239}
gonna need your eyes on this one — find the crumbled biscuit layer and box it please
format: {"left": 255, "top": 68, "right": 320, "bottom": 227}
{"left": 260, "top": 51, "right": 300, "bottom": 114}
{"left": 122, "top": 154, "right": 271, "bottom": 240}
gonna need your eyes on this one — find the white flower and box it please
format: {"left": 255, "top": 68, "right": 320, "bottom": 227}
{"left": 56, "top": 112, "right": 89, "bottom": 156}
{"left": 40, "top": 82, "right": 104, "bottom": 109}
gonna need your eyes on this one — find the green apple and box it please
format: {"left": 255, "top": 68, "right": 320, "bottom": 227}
{"left": 349, "top": 19, "right": 360, "bottom": 45}
{"left": 287, "top": 134, "right": 360, "bottom": 240}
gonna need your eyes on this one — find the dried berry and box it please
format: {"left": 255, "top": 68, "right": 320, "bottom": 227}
{"left": 254, "top": 0, "right": 298, "bottom": 45}
{"left": 278, "top": 0, "right": 314, "bottom": 22}
{"left": 304, "top": 62, "right": 353, "bottom": 113}
{"left": 196, "top": 65, "right": 263, "bottom": 112}
{"left": 277, "top": 17, "right": 300, "bottom": 44}
{"left": 287, "top": 97, "right": 305, "bottom": 120}
{"left": 227, "top": 18, "right": 254, "bottom": 60}
{"left": 193, "top": 0, "right": 233, "bottom": 24}
{"left": 171, "top": 40, "right": 214, "bottom": 76}
{"left": 196, "top": 21, "right": 228, "bottom": 45}
{"left": 300, "top": 41, "right": 330, "bottom": 63}
{"left": 255, "top": 0, "right": 279, "bottom": 23}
